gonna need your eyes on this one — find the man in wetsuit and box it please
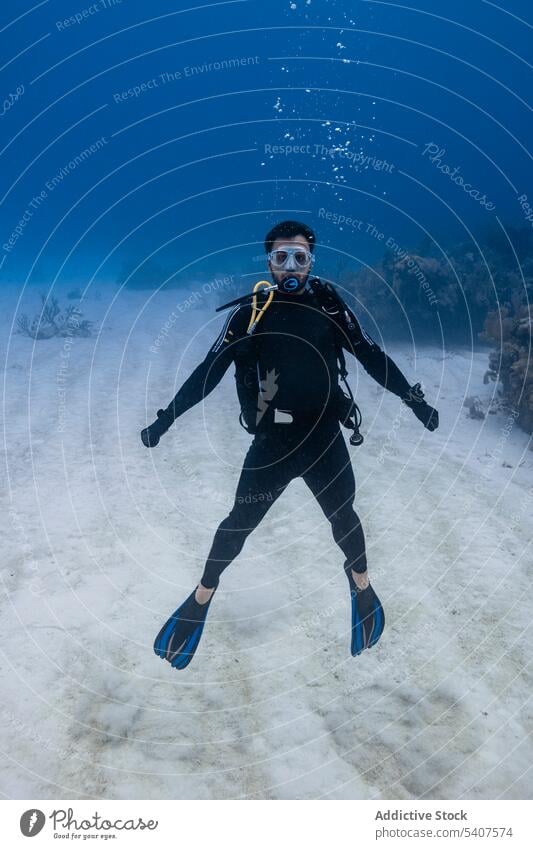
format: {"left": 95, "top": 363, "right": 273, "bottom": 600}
{"left": 142, "top": 220, "right": 439, "bottom": 670}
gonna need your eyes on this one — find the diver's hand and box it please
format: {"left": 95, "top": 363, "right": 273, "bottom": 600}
{"left": 141, "top": 409, "right": 172, "bottom": 448}
{"left": 141, "top": 422, "right": 160, "bottom": 448}
{"left": 403, "top": 383, "right": 439, "bottom": 431}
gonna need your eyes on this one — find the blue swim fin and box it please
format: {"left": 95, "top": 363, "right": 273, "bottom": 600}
{"left": 154, "top": 589, "right": 212, "bottom": 670}
{"left": 347, "top": 572, "right": 385, "bottom": 656}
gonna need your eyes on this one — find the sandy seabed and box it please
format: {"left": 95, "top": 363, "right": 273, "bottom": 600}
{"left": 1, "top": 284, "right": 531, "bottom": 800}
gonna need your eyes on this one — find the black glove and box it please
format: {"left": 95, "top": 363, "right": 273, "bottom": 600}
{"left": 141, "top": 409, "right": 173, "bottom": 448}
{"left": 403, "top": 383, "right": 439, "bottom": 431}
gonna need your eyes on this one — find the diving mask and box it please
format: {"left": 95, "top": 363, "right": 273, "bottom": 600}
{"left": 267, "top": 244, "right": 314, "bottom": 271}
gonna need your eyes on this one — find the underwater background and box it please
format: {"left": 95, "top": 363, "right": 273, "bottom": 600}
{"left": 1, "top": 0, "right": 532, "bottom": 801}
{"left": 2, "top": 0, "right": 531, "bottom": 313}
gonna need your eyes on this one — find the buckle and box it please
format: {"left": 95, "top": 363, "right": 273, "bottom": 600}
{"left": 273, "top": 408, "right": 294, "bottom": 424}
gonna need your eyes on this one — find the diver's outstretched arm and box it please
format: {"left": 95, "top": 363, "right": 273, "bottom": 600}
{"left": 141, "top": 306, "right": 246, "bottom": 447}
{"left": 342, "top": 307, "right": 439, "bottom": 431}
{"left": 342, "top": 305, "right": 411, "bottom": 397}
{"left": 312, "top": 278, "right": 439, "bottom": 431}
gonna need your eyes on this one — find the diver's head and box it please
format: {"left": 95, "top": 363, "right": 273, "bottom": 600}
{"left": 264, "top": 220, "right": 316, "bottom": 293}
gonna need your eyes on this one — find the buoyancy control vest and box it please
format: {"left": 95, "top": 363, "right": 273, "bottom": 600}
{"left": 234, "top": 277, "right": 364, "bottom": 444}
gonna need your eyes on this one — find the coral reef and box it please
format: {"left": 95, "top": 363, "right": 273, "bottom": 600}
{"left": 481, "top": 296, "right": 533, "bottom": 435}
{"left": 463, "top": 395, "right": 485, "bottom": 420}
{"left": 339, "top": 226, "right": 533, "bottom": 342}
{"left": 337, "top": 225, "right": 532, "bottom": 435}
{"left": 16, "top": 294, "right": 94, "bottom": 340}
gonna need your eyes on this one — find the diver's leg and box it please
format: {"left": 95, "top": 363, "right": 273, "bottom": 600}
{"left": 199, "top": 434, "right": 292, "bottom": 590}
{"left": 301, "top": 427, "right": 368, "bottom": 582}
{"left": 155, "top": 434, "right": 292, "bottom": 669}
{"left": 301, "top": 426, "right": 384, "bottom": 654}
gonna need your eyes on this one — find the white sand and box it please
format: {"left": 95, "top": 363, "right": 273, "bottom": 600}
{"left": 1, "top": 283, "right": 531, "bottom": 800}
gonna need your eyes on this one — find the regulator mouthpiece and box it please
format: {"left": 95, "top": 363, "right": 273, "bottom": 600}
{"left": 280, "top": 276, "right": 301, "bottom": 293}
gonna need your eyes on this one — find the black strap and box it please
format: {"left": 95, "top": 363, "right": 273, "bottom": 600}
{"left": 309, "top": 279, "right": 364, "bottom": 446}
{"left": 238, "top": 278, "right": 365, "bottom": 445}
{"left": 335, "top": 334, "right": 364, "bottom": 446}
{"left": 337, "top": 344, "right": 348, "bottom": 380}
{"left": 338, "top": 370, "right": 364, "bottom": 446}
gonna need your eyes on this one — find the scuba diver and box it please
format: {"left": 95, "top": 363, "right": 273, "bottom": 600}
{"left": 142, "top": 220, "right": 439, "bottom": 670}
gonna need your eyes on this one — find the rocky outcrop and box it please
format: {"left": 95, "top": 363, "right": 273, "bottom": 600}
{"left": 481, "top": 298, "right": 533, "bottom": 435}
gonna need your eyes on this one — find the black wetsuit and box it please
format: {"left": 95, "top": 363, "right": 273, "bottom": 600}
{"left": 158, "top": 281, "right": 413, "bottom": 589}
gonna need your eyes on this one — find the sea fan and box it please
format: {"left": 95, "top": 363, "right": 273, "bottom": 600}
{"left": 16, "top": 293, "right": 96, "bottom": 340}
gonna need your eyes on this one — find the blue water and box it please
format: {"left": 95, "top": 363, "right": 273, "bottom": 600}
{"left": 1, "top": 0, "right": 531, "bottom": 301}
{"left": 2, "top": 4, "right": 533, "bottom": 802}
